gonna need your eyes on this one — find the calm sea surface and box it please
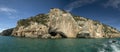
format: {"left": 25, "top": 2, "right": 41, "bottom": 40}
{"left": 0, "top": 36, "right": 120, "bottom": 52}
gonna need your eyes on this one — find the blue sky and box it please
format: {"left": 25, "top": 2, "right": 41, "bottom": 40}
{"left": 0, "top": 0, "right": 120, "bottom": 32}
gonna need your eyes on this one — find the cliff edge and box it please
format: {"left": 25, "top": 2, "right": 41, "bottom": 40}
{"left": 6, "top": 8, "right": 120, "bottom": 38}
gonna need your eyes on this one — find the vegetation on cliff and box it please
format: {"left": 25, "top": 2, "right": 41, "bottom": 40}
{"left": 17, "top": 14, "right": 49, "bottom": 27}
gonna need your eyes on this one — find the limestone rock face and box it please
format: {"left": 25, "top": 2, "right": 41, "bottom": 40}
{"left": 48, "top": 9, "right": 80, "bottom": 38}
{"left": 74, "top": 16, "right": 120, "bottom": 38}
{"left": 10, "top": 8, "right": 120, "bottom": 38}
{"left": 12, "top": 22, "right": 49, "bottom": 38}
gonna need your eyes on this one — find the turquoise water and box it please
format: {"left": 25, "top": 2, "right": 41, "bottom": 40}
{"left": 0, "top": 36, "right": 120, "bottom": 52}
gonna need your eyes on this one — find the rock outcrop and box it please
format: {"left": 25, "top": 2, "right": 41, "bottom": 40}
{"left": 10, "top": 8, "right": 120, "bottom": 38}
{"left": 1, "top": 28, "right": 14, "bottom": 36}
{"left": 74, "top": 16, "right": 120, "bottom": 38}
{"left": 48, "top": 9, "right": 80, "bottom": 38}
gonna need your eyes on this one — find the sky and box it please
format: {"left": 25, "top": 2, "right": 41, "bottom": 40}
{"left": 0, "top": 0, "right": 120, "bottom": 32}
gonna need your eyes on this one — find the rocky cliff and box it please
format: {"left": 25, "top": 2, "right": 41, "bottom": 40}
{"left": 11, "top": 8, "right": 120, "bottom": 38}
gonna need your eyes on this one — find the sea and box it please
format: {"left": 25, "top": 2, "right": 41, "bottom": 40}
{"left": 0, "top": 36, "right": 120, "bottom": 52}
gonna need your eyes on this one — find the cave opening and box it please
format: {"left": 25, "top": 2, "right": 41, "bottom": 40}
{"left": 49, "top": 31, "right": 67, "bottom": 38}
{"left": 57, "top": 32, "right": 67, "bottom": 38}
{"left": 49, "top": 32, "right": 57, "bottom": 36}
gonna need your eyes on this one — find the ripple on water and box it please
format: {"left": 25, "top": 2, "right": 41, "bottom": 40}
{"left": 98, "top": 39, "right": 120, "bottom": 52}
{"left": 0, "top": 36, "right": 120, "bottom": 52}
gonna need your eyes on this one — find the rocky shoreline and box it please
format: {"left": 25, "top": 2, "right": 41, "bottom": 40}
{"left": 1, "top": 8, "right": 120, "bottom": 38}
{"left": 0, "top": 28, "right": 14, "bottom": 36}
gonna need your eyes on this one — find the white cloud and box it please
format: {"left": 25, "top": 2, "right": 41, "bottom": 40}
{"left": 65, "top": 0, "right": 96, "bottom": 12}
{"left": 0, "top": 7, "right": 17, "bottom": 15}
{"left": 0, "top": 6, "right": 19, "bottom": 19}
{"left": 0, "top": 28, "right": 5, "bottom": 33}
{"left": 103, "top": 0, "right": 120, "bottom": 9}
{"left": 0, "top": 28, "right": 2, "bottom": 33}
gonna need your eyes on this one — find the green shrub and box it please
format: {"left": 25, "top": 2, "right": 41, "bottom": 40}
{"left": 17, "top": 19, "right": 30, "bottom": 26}
{"left": 17, "top": 14, "right": 49, "bottom": 27}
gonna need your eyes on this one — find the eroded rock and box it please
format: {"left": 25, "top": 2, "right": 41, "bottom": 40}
{"left": 9, "top": 8, "right": 120, "bottom": 38}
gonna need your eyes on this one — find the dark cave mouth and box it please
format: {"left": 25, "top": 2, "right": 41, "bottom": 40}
{"left": 49, "top": 32, "right": 57, "bottom": 36}
{"left": 49, "top": 32, "right": 67, "bottom": 38}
